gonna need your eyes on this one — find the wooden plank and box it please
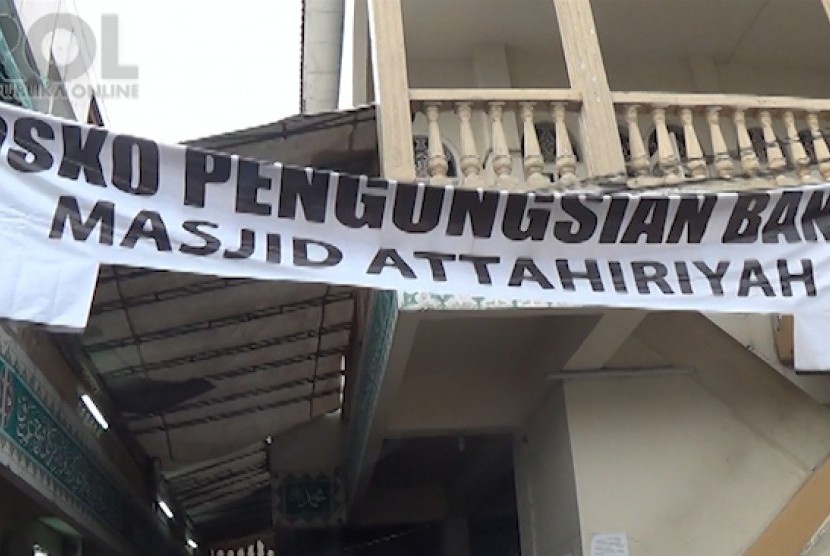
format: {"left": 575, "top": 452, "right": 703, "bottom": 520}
{"left": 409, "top": 88, "right": 582, "bottom": 103}
{"left": 552, "top": 0, "right": 626, "bottom": 178}
{"left": 745, "top": 453, "right": 830, "bottom": 556}
{"left": 612, "top": 91, "right": 830, "bottom": 112}
{"left": 367, "top": 0, "right": 416, "bottom": 181}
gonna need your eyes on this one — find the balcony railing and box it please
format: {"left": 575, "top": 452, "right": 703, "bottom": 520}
{"left": 210, "top": 540, "right": 275, "bottom": 556}
{"left": 614, "top": 92, "right": 830, "bottom": 190}
{"left": 410, "top": 88, "right": 830, "bottom": 191}
{"left": 410, "top": 88, "right": 583, "bottom": 190}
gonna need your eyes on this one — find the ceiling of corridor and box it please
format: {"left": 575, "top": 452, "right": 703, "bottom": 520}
{"left": 75, "top": 269, "right": 352, "bottom": 469}
{"left": 402, "top": 0, "right": 830, "bottom": 69}
{"left": 52, "top": 107, "right": 380, "bottom": 542}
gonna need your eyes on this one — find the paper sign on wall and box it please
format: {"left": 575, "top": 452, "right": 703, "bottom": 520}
{"left": 590, "top": 532, "right": 630, "bottom": 556}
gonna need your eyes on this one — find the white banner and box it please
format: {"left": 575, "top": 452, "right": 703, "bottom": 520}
{"left": 0, "top": 103, "right": 829, "bottom": 341}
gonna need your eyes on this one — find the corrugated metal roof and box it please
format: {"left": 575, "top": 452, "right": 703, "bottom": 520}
{"left": 59, "top": 104, "right": 378, "bottom": 541}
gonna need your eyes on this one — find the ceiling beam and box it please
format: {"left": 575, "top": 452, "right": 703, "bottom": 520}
{"left": 177, "top": 467, "right": 269, "bottom": 501}
{"left": 86, "top": 292, "right": 353, "bottom": 353}
{"left": 165, "top": 444, "right": 264, "bottom": 481}
{"left": 561, "top": 309, "right": 647, "bottom": 371}
{"left": 517, "top": 310, "right": 647, "bottom": 422}
{"left": 132, "top": 387, "right": 341, "bottom": 435}
{"left": 186, "top": 484, "right": 271, "bottom": 514}
{"left": 202, "top": 345, "right": 347, "bottom": 383}
{"left": 91, "top": 277, "right": 255, "bottom": 315}
{"left": 182, "top": 475, "right": 271, "bottom": 510}
{"left": 102, "top": 323, "right": 351, "bottom": 380}
{"left": 129, "top": 369, "right": 344, "bottom": 419}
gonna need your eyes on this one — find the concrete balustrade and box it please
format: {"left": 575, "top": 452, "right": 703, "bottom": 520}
{"left": 408, "top": 88, "right": 830, "bottom": 193}
{"left": 409, "top": 88, "right": 583, "bottom": 191}
{"left": 613, "top": 92, "right": 830, "bottom": 189}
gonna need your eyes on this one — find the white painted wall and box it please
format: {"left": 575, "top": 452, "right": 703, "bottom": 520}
{"left": 269, "top": 413, "right": 345, "bottom": 472}
{"left": 605, "top": 58, "right": 830, "bottom": 98}
{"left": 514, "top": 384, "right": 581, "bottom": 556}
{"left": 385, "top": 326, "right": 527, "bottom": 434}
{"left": 562, "top": 313, "right": 830, "bottom": 555}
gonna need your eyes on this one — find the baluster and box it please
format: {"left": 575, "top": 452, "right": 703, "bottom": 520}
{"left": 267, "top": 551, "right": 275, "bottom": 556}
{"left": 425, "top": 103, "right": 449, "bottom": 186}
{"left": 552, "top": 102, "right": 579, "bottom": 188}
{"left": 759, "top": 110, "right": 791, "bottom": 186}
{"left": 489, "top": 102, "right": 518, "bottom": 189}
{"left": 784, "top": 110, "right": 814, "bottom": 183}
{"left": 456, "top": 102, "right": 484, "bottom": 188}
{"left": 625, "top": 105, "right": 653, "bottom": 187}
{"left": 248, "top": 544, "right": 255, "bottom": 556}
{"left": 807, "top": 111, "right": 830, "bottom": 181}
{"left": 519, "top": 102, "right": 551, "bottom": 189}
{"left": 706, "top": 107, "right": 734, "bottom": 179}
{"left": 733, "top": 108, "right": 760, "bottom": 178}
{"left": 216, "top": 551, "right": 224, "bottom": 556}
{"left": 237, "top": 549, "right": 244, "bottom": 556}
{"left": 653, "top": 105, "right": 682, "bottom": 184}
{"left": 680, "top": 107, "right": 707, "bottom": 180}
{"left": 256, "top": 540, "right": 265, "bottom": 556}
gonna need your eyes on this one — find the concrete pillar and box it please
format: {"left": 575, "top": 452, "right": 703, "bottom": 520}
{"left": 302, "top": 0, "right": 346, "bottom": 113}
{"left": 367, "top": 0, "right": 416, "bottom": 181}
{"left": 514, "top": 384, "right": 580, "bottom": 556}
{"left": 551, "top": 0, "right": 626, "bottom": 178}
{"left": 441, "top": 515, "right": 471, "bottom": 556}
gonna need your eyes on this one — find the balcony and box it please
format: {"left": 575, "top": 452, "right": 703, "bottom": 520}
{"left": 410, "top": 89, "right": 830, "bottom": 191}
{"left": 390, "top": 0, "right": 830, "bottom": 192}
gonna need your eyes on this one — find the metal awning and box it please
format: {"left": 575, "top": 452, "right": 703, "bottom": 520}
{"left": 183, "top": 104, "right": 378, "bottom": 174}
{"left": 83, "top": 270, "right": 352, "bottom": 467}
{"left": 59, "top": 105, "right": 378, "bottom": 541}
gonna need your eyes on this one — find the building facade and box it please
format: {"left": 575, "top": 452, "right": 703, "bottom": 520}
{"left": 7, "top": 0, "right": 830, "bottom": 555}
{"left": 306, "top": 0, "right": 830, "bottom": 554}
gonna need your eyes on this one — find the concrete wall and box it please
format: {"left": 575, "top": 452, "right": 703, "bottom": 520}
{"left": 385, "top": 326, "right": 527, "bottom": 435}
{"left": 269, "top": 413, "right": 345, "bottom": 472}
{"left": 5, "top": 521, "right": 66, "bottom": 556}
{"left": 514, "top": 384, "right": 581, "bottom": 556}
{"left": 383, "top": 315, "right": 597, "bottom": 436}
{"left": 400, "top": 0, "right": 830, "bottom": 96}
{"left": 563, "top": 313, "right": 830, "bottom": 555}
{"left": 303, "top": 0, "right": 345, "bottom": 113}
{"left": 406, "top": 49, "right": 830, "bottom": 98}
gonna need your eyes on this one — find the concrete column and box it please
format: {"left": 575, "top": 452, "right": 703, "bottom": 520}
{"left": 551, "top": 0, "right": 626, "bottom": 178}
{"left": 302, "top": 0, "right": 346, "bottom": 113}
{"left": 441, "top": 515, "right": 471, "bottom": 556}
{"left": 367, "top": 0, "right": 416, "bottom": 181}
{"left": 514, "top": 384, "right": 581, "bottom": 556}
